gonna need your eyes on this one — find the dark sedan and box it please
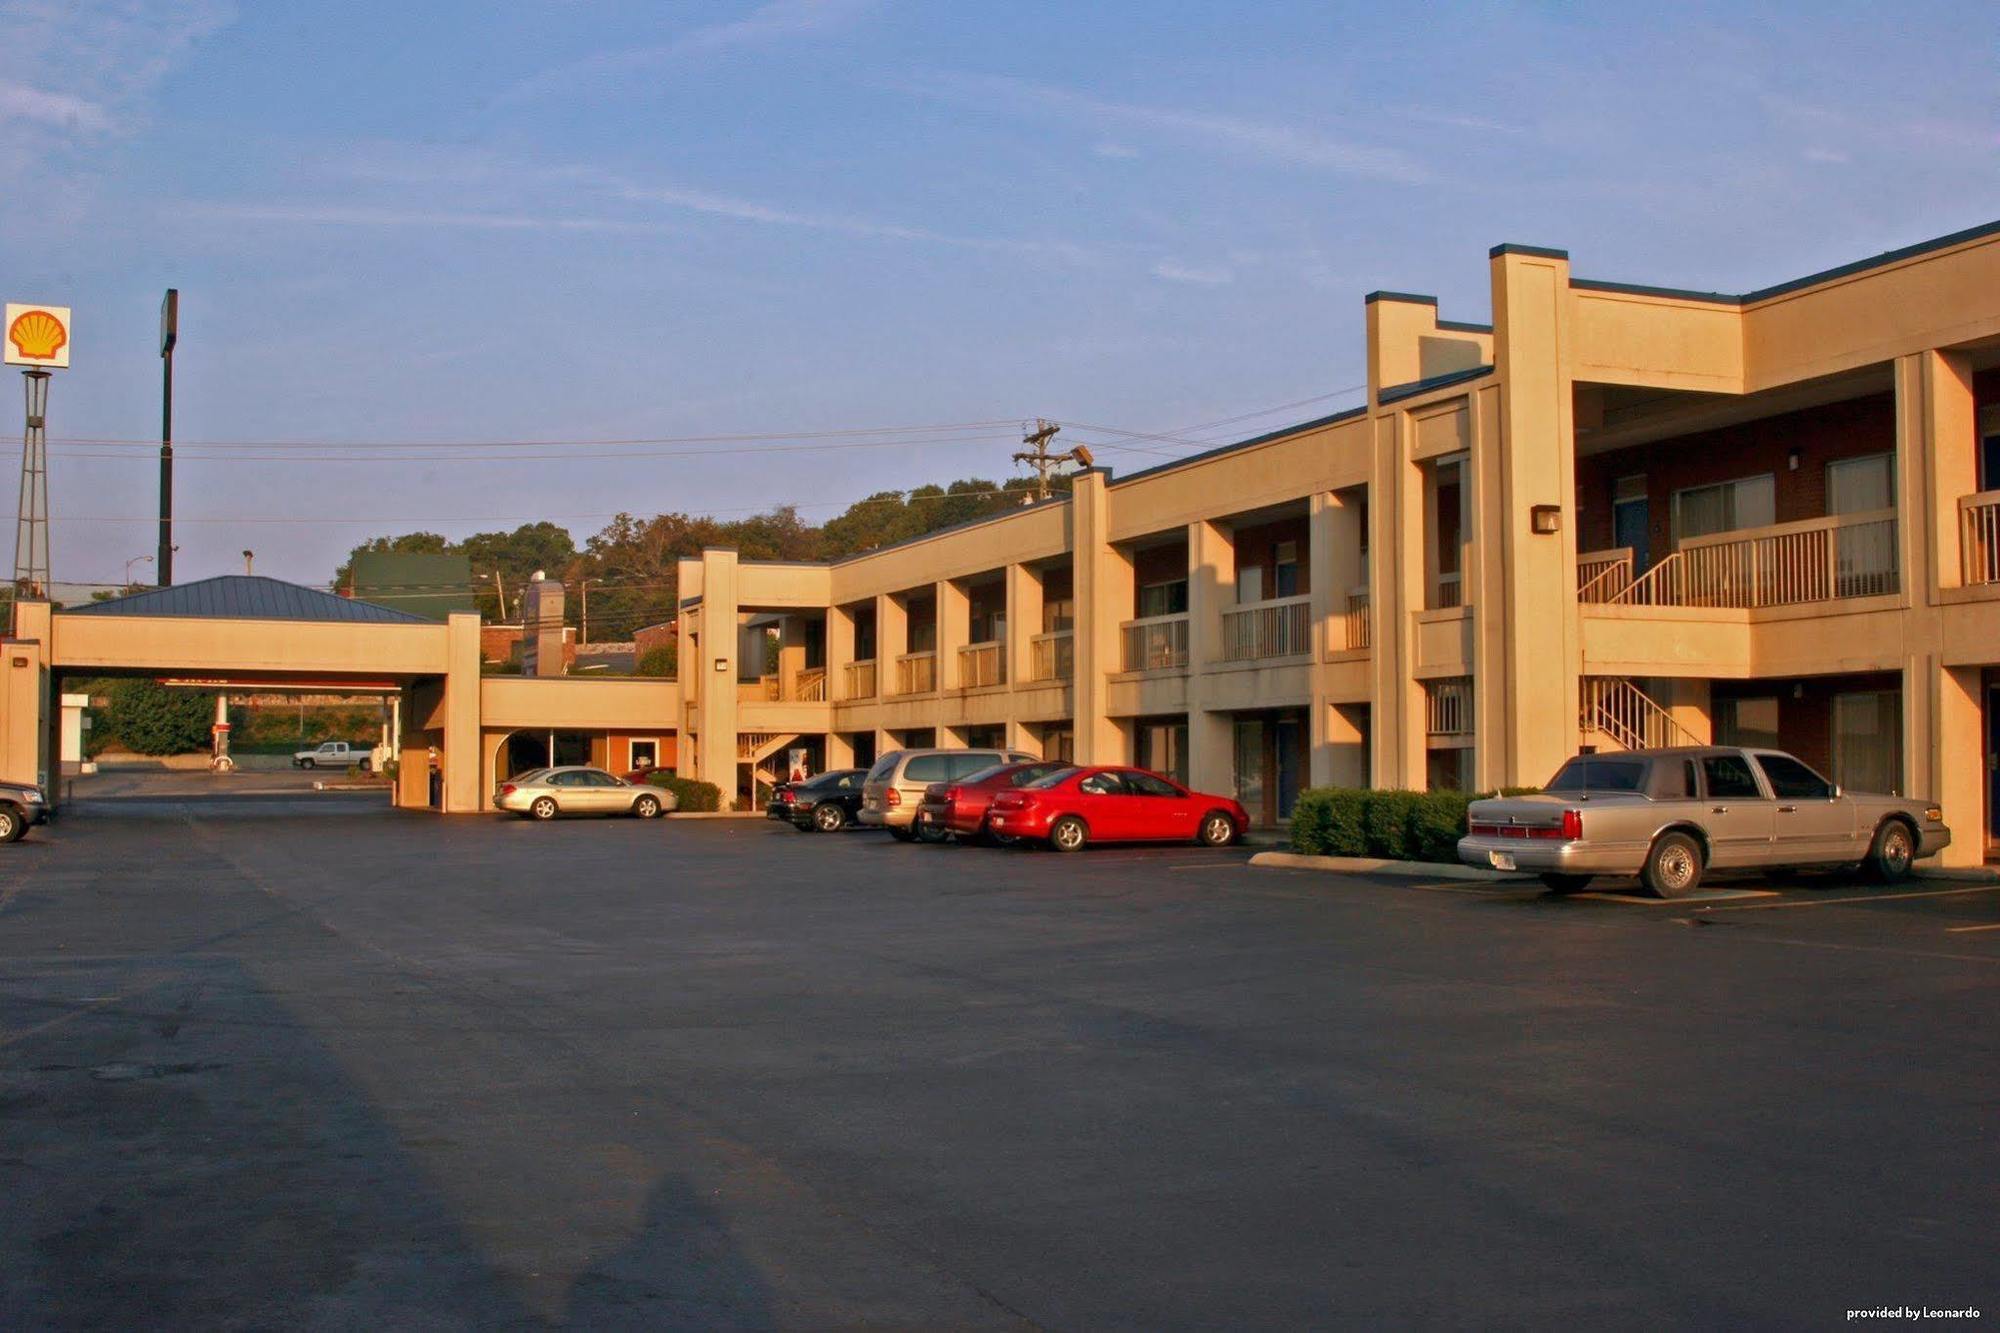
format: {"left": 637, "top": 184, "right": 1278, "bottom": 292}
{"left": 784, "top": 768, "right": 868, "bottom": 832}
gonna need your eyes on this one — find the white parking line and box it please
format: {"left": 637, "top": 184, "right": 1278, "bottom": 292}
{"left": 1576, "top": 888, "right": 1780, "bottom": 906}
{"left": 1699, "top": 883, "right": 2000, "bottom": 912}
{"left": 1944, "top": 922, "right": 2000, "bottom": 934}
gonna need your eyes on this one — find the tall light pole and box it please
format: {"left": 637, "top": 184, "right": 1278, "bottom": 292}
{"left": 124, "top": 553, "right": 153, "bottom": 587}
{"left": 159, "top": 289, "right": 177, "bottom": 586}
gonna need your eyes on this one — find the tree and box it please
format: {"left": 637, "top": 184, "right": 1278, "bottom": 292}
{"left": 101, "top": 679, "right": 214, "bottom": 755}
{"left": 634, "top": 644, "right": 676, "bottom": 677}
{"left": 456, "top": 522, "right": 578, "bottom": 619}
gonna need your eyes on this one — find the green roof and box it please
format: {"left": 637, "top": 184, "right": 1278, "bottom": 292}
{"left": 348, "top": 553, "right": 475, "bottom": 622}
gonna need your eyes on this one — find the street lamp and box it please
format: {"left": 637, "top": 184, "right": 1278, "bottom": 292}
{"left": 124, "top": 553, "right": 153, "bottom": 587}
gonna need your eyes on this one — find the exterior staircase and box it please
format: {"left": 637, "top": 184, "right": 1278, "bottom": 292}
{"left": 1580, "top": 677, "right": 1702, "bottom": 752}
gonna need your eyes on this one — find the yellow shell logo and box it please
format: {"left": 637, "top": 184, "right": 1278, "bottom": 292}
{"left": 8, "top": 309, "right": 66, "bottom": 362}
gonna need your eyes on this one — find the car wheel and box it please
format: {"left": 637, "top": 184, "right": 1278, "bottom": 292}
{"left": 0, "top": 805, "right": 20, "bottom": 843}
{"left": 1539, "top": 873, "right": 1592, "bottom": 893}
{"left": 813, "top": 803, "right": 845, "bottom": 832}
{"left": 1196, "top": 811, "right": 1237, "bottom": 847}
{"left": 914, "top": 819, "right": 949, "bottom": 845}
{"left": 358, "top": 758, "right": 372, "bottom": 772}
{"left": 633, "top": 794, "right": 662, "bottom": 819}
{"left": 530, "top": 796, "right": 559, "bottom": 821}
{"left": 1641, "top": 832, "right": 1703, "bottom": 899}
{"left": 300, "top": 758, "right": 315, "bottom": 769}
{"left": 1049, "top": 815, "right": 1088, "bottom": 853}
{"left": 1866, "top": 819, "right": 1915, "bottom": 883}
{"left": 888, "top": 826, "right": 915, "bottom": 842}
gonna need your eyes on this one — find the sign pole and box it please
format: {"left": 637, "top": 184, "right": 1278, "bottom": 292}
{"left": 159, "top": 289, "right": 177, "bottom": 587}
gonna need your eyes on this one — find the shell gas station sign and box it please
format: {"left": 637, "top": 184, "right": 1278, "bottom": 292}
{"left": 5, "top": 303, "right": 72, "bottom": 369}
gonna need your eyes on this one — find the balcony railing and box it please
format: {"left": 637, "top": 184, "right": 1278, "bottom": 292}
{"left": 842, "top": 659, "right": 877, "bottom": 700}
{"left": 957, "top": 641, "right": 1004, "bottom": 688}
{"left": 795, "top": 668, "right": 827, "bottom": 702}
{"left": 1605, "top": 509, "right": 1898, "bottom": 609}
{"left": 1576, "top": 547, "right": 1635, "bottom": 603}
{"left": 1425, "top": 676, "right": 1474, "bottom": 737}
{"left": 895, "top": 651, "right": 936, "bottom": 694}
{"left": 1221, "top": 595, "right": 1311, "bottom": 662}
{"left": 1340, "top": 590, "right": 1371, "bottom": 651}
{"left": 741, "top": 671, "right": 828, "bottom": 703}
{"left": 1029, "top": 629, "right": 1073, "bottom": 681}
{"left": 1962, "top": 490, "right": 2000, "bottom": 586}
{"left": 1120, "top": 613, "right": 1188, "bottom": 672}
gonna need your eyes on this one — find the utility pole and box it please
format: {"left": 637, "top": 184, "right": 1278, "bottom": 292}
{"left": 1014, "top": 419, "right": 1062, "bottom": 500}
{"left": 1011, "top": 418, "right": 1093, "bottom": 501}
{"left": 490, "top": 567, "right": 509, "bottom": 621}
{"left": 159, "top": 289, "right": 177, "bottom": 586}
{"left": 579, "top": 577, "right": 600, "bottom": 645}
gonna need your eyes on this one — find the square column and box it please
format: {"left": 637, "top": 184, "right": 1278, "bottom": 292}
{"left": 1005, "top": 563, "right": 1043, "bottom": 686}
{"left": 936, "top": 578, "right": 970, "bottom": 690}
{"left": 826, "top": 603, "right": 856, "bottom": 699}
{"left": 442, "top": 612, "right": 483, "bottom": 813}
{"left": 1371, "top": 412, "right": 1427, "bottom": 787}
{"left": 875, "top": 592, "right": 907, "bottom": 691}
{"left": 693, "top": 548, "right": 740, "bottom": 793}
{"left": 1185, "top": 516, "right": 1236, "bottom": 795}
{"left": 825, "top": 732, "right": 855, "bottom": 769}
{"left": 1904, "top": 658, "right": 1986, "bottom": 867}
{"left": 1896, "top": 349, "right": 1978, "bottom": 593}
{"left": 1070, "top": 470, "right": 1127, "bottom": 763}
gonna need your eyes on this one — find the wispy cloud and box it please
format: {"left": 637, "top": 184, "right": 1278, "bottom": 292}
{"left": 0, "top": 80, "right": 113, "bottom": 132}
{"left": 497, "top": 0, "right": 871, "bottom": 107}
{"left": 1091, "top": 141, "right": 1140, "bottom": 160}
{"left": 173, "top": 201, "right": 681, "bottom": 235}
{"left": 1151, "top": 260, "right": 1232, "bottom": 286}
{"left": 913, "top": 73, "right": 1431, "bottom": 185}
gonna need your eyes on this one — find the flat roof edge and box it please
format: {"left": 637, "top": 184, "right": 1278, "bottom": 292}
{"left": 1376, "top": 364, "right": 1495, "bottom": 404}
{"left": 1108, "top": 403, "right": 1369, "bottom": 488}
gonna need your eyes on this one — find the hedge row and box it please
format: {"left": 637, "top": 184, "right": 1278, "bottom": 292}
{"left": 641, "top": 771, "right": 723, "bottom": 813}
{"left": 1290, "top": 786, "right": 1542, "bottom": 862}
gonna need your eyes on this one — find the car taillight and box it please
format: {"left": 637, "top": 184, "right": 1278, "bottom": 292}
{"left": 885, "top": 788, "right": 901, "bottom": 807}
{"left": 1561, "top": 808, "right": 1583, "bottom": 840}
{"left": 944, "top": 785, "right": 962, "bottom": 804}
{"left": 779, "top": 789, "right": 796, "bottom": 803}
{"left": 499, "top": 784, "right": 516, "bottom": 797}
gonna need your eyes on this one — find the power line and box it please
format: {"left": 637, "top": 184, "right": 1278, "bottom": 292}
{"left": 39, "top": 418, "right": 1023, "bottom": 450}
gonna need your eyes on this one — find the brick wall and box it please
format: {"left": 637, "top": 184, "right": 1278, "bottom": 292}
{"left": 1709, "top": 671, "right": 1899, "bottom": 779}
{"left": 1574, "top": 393, "right": 1895, "bottom": 556}
{"left": 632, "top": 621, "right": 676, "bottom": 661}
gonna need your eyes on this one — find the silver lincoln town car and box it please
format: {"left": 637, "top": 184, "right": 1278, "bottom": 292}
{"left": 1458, "top": 746, "right": 1949, "bottom": 898}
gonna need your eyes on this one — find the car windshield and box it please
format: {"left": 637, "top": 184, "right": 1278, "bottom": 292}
{"left": 511, "top": 768, "right": 549, "bottom": 784}
{"left": 865, "top": 754, "right": 900, "bottom": 783}
{"left": 1544, "top": 757, "right": 1647, "bottom": 793}
{"left": 1023, "top": 766, "right": 1080, "bottom": 790}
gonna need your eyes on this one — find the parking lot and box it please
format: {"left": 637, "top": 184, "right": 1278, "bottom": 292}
{"left": 3, "top": 786, "right": 1997, "bottom": 1329}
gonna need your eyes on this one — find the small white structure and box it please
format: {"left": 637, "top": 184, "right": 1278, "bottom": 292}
{"left": 59, "top": 692, "right": 87, "bottom": 773}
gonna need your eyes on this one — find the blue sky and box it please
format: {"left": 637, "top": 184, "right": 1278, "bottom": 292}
{"left": 3, "top": 0, "right": 1995, "bottom": 587}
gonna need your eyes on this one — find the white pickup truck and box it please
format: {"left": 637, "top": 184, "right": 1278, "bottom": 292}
{"left": 292, "top": 740, "right": 374, "bottom": 770}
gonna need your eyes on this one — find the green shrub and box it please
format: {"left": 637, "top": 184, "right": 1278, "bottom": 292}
{"left": 643, "top": 771, "right": 720, "bottom": 812}
{"left": 1410, "top": 789, "right": 1472, "bottom": 863}
{"left": 635, "top": 645, "right": 676, "bottom": 678}
{"left": 1362, "top": 789, "right": 1424, "bottom": 859}
{"left": 1290, "top": 787, "right": 1369, "bottom": 856}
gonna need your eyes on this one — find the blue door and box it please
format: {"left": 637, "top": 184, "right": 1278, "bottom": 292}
{"left": 1614, "top": 495, "right": 1650, "bottom": 573}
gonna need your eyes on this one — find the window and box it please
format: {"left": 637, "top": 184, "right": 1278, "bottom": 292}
{"left": 947, "top": 753, "right": 1000, "bottom": 779}
{"left": 1432, "top": 458, "right": 1464, "bottom": 608}
{"left": 903, "top": 755, "right": 950, "bottom": 782}
{"left": 1716, "top": 696, "right": 1781, "bottom": 751}
{"left": 1545, "top": 757, "right": 1646, "bottom": 793}
{"left": 1755, "top": 753, "right": 1833, "bottom": 800}
{"left": 1236, "top": 566, "right": 1264, "bottom": 603}
{"left": 1827, "top": 453, "right": 1895, "bottom": 515}
{"left": 1078, "top": 772, "right": 1124, "bottom": 796}
{"left": 1137, "top": 579, "right": 1188, "bottom": 618}
{"left": 1833, "top": 690, "right": 1902, "bottom": 795}
{"left": 1672, "top": 474, "right": 1775, "bottom": 544}
{"left": 1124, "top": 771, "right": 1181, "bottom": 797}
{"left": 629, "top": 740, "right": 657, "bottom": 769}
{"left": 1701, "top": 754, "right": 1764, "bottom": 799}
{"left": 1273, "top": 541, "right": 1300, "bottom": 597}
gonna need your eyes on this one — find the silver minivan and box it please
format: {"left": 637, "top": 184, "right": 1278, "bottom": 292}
{"left": 860, "top": 748, "right": 1035, "bottom": 840}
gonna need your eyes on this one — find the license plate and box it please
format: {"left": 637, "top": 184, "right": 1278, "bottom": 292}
{"left": 1488, "top": 851, "right": 1516, "bottom": 871}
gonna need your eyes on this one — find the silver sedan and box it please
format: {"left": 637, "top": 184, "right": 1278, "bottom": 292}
{"left": 494, "top": 766, "right": 677, "bottom": 821}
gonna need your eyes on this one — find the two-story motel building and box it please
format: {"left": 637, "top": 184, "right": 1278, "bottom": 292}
{"left": 2, "top": 221, "right": 1996, "bottom": 866}
{"left": 676, "top": 223, "right": 2000, "bottom": 866}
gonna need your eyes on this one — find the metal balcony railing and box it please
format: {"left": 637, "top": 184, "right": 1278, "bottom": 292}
{"left": 1425, "top": 676, "right": 1474, "bottom": 737}
{"left": 1961, "top": 491, "right": 2000, "bottom": 586}
{"left": 896, "top": 651, "right": 936, "bottom": 694}
{"left": 1576, "top": 548, "right": 1635, "bottom": 603}
{"left": 1340, "top": 591, "right": 1371, "bottom": 651}
{"left": 1221, "top": 595, "right": 1311, "bottom": 662}
{"left": 1029, "top": 629, "right": 1073, "bottom": 681}
{"left": 843, "top": 659, "right": 877, "bottom": 700}
{"left": 1120, "top": 613, "right": 1188, "bottom": 672}
{"left": 957, "top": 641, "right": 1004, "bottom": 688}
{"left": 1607, "top": 509, "right": 1898, "bottom": 609}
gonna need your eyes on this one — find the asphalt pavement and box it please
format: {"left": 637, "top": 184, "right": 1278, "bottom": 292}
{"left": 2, "top": 787, "right": 1996, "bottom": 1329}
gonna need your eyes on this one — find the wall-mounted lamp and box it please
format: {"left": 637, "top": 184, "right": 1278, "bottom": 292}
{"left": 1530, "top": 504, "right": 1562, "bottom": 535}
{"left": 1787, "top": 448, "right": 1801, "bottom": 472}
{"left": 713, "top": 657, "right": 729, "bottom": 673}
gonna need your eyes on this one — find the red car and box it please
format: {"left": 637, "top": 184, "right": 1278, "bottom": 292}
{"left": 986, "top": 765, "right": 1248, "bottom": 852}
{"left": 913, "top": 760, "right": 1074, "bottom": 843}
